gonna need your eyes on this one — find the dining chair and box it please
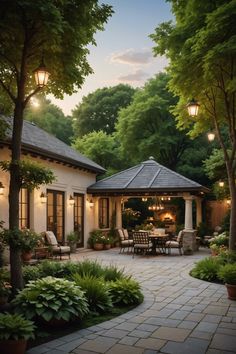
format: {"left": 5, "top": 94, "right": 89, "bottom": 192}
{"left": 165, "top": 230, "right": 184, "bottom": 255}
{"left": 117, "top": 229, "right": 133, "bottom": 253}
{"left": 132, "top": 231, "right": 153, "bottom": 258}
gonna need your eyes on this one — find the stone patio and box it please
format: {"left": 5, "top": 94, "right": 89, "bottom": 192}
{"left": 26, "top": 248, "right": 236, "bottom": 354}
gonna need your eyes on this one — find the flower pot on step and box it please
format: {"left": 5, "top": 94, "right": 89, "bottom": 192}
{"left": 0, "top": 339, "right": 27, "bottom": 354}
{"left": 225, "top": 283, "right": 236, "bottom": 300}
{"left": 93, "top": 243, "right": 104, "bottom": 250}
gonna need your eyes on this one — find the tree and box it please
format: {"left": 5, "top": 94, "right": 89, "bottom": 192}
{"left": 151, "top": 0, "right": 236, "bottom": 249}
{"left": 73, "top": 130, "right": 120, "bottom": 174}
{"left": 0, "top": 0, "right": 113, "bottom": 291}
{"left": 25, "top": 96, "right": 73, "bottom": 144}
{"left": 115, "top": 73, "right": 190, "bottom": 170}
{"left": 72, "top": 84, "right": 136, "bottom": 137}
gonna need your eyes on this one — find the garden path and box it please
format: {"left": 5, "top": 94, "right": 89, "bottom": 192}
{"left": 27, "top": 248, "right": 236, "bottom": 354}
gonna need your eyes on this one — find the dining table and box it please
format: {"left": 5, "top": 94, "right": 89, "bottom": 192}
{"left": 148, "top": 233, "right": 170, "bottom": 255}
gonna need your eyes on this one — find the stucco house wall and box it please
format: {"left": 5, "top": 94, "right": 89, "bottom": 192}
{"left": 0, "top": 146, "right": 96, "bottom": 247}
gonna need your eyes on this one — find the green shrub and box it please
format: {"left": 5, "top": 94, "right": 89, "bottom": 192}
{"left": 73, "top": 274, "right": 112, "bottom": 313}
{"left": 23, "top": 264, "right": 42, "bottom": 284}
{"left": 75, "top": 259, "right": 104, "bottom": 278}
{"left": 218, "top": 263, "right": 236, "bottom": 285}
{"left": 12, "top": 276, "right": 89, "bottom": 322}
{"left": 0, "top": 313, "right": 35, "bottom": 340}
{"left": 39, "top": 260, "right": 65, "bottom": 277}
{"left": 109, "top": 278, "right": 144, "bottom": 306}
{"left": 102, "top": 265, "right": 126, "bottom": 282}
{"left": 218, "top": 250, "right": 236, "bottom": 264}
{"left": 210, "top": 232, "right": 229, "bottom": 247}
{"left": 190, "top": 257, "right": 223, "bottom": 282}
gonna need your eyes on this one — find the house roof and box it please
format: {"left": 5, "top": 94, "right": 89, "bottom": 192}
{"left": 88, "top": 157, "right": 209, "bottom": 195}
{"left": 1, "top": 117, "right": 105, "bottom": 174}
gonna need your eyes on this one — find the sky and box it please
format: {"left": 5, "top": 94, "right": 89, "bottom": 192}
{"left": 49, "top": 0, "right": 173, "bottom": 115}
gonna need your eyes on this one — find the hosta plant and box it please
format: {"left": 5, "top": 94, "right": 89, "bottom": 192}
{"left": 109, "top": 278, "right": 144, "bottom": 306}
{"left": 0, "top": 313, "right": 35, "bottom": 340}
{"left": 73, "top": 274, "right": 112, "bottom": 313}
{"left": 12, "top": 276, "right": 89, "bottom": 322}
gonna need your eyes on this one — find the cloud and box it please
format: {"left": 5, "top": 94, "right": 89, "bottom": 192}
{"left": 110, "top": 49, "right": 153, "bottom": 65}
{"left": 118, "top": 69, "right": 149, "bottom": 83}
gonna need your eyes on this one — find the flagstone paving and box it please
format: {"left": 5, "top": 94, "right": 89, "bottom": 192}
{"left": 26, "top": 248, "right": 236, "bottom": 354}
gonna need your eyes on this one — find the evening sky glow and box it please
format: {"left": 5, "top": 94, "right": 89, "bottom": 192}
{"left": 49, "top": 0, "right": 173, "bottom": 115}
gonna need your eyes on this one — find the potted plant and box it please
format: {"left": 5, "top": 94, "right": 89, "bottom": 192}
{"left": 218, "top": 263, "right": 236, "bottom": 300}
{"left": 20, "top": 229, "right": 41, "bottom": 261}
{"left": 2, "top": 228, "right": 41, "bottom": 262}
{"left": 0, "top": 313, "right": 35, "bottom": 354}
{"left": 67, "top": 231, "right": 80, "bottom": 253}
{"left": 103, "top": 237, "right": 111, "bottom": 250}
{"left": 88, "top": 230, "right": 105, "bottom": 250}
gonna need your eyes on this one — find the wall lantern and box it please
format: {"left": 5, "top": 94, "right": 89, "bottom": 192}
{"left": 34, "top": 57, "right": 50, "bottom": 88}
{"left": 40, "top": 192, "right": 47, "bottom": 203}
{"left": 187, "top": 98, "right": 200, "bottom": 117}
{"left": 142, "top": 197, "right": 148, "bottom": 202}
{"left": 0, "top": 182, "right": 4, "bottom": 195}
{"left": 218, "top": 180, "right": 224, "bottom": 187}
{"left": 69, "top": 195, "right": 75, "bottom": 206}
{"left": 207, "top": 132, "right": 215, "bottom": 142}
{"left": 88, "top": 199, "right": 94, "bottom": 208}
{"left": 226, "top": 199, "right": 231, "bottom": 206}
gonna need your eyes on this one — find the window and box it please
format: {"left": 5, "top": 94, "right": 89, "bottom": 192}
{"left": 74, "top": 193, "right": 84, "bottom": 247}
{"left": 99, "top": 198, "right": 109, "bottom": 229}
{"left": 47, "top": 190, "right": 65, "bottom": 243}
{"left": 19, "top": 188, "right": 29, "bottom": 229}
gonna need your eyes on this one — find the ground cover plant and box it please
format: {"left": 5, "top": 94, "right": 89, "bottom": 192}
{"left": 190, "top": 250, "right": 236, "bottom": 283}
{"left": 5, "top": 260, "right": 143, "bottom": 348}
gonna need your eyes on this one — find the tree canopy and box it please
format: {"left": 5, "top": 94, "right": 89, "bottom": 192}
{"left": 151, "top": 0, "right": 236, "bottom": 249}
{"left": 72, "top": 84, "right": 136, "bottom": 137}
{"left": 0, "top": 0, "right": 113, "bottom": 104}
{"left": 24, "top": 96, "right": 73, "bottom": 144}
{"left": 115, "top": 73, "right": 190, "bottom": 170}
{"left": 73, "top": 130, "right": 120, "bottom": 174}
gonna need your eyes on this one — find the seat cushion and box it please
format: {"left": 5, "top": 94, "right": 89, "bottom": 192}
{"left": 123, "top": 229, "right": 129, "bottom": 240}
{"left": 121, "top": 240, "right": 130, "bottom": 246}
{"left": 52, "top": 245, "right": 70, "bottom": 253}
{"left": 166, "top": 241, "right": 180, "bottom": 248}
{"left": 134, "top": 242, "right": 152, "bottom": 249}
{"left": 118, "top": 229, "right": 125, "bottom": 241}
{"left": 45, "top": 231, "right": 58, "bottom": 246}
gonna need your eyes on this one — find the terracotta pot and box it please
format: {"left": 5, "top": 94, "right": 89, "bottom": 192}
{"left": 0, "top": 339, "right": 27, "bottom": 354}
{"left": 21, "top": 252, "right": 33, "bottom": 262}
{"left": 225, "top": 283, "right": 236, "bottom": 300}
{"left": 93, "top": 243, "right": 104, "bottom": 251}
{"left": 104, "top": 244, "right": 111, "bottom": 250}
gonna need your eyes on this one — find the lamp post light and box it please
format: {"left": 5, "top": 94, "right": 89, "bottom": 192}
{"left": 186, "top": 99, "right": 200, "bottom": 117}
{"left": 33, "top": 57, "right": 50, "bottom": 87}
{"left": 207, "top": 132, "right": 215, "bottom": 142}
{"left": 219, "top": 180, "right": 224, "bottom": 188}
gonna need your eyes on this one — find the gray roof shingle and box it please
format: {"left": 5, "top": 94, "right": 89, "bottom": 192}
{"left": 88, "top": 158, "right": 208, "bottom": 194}
{"left": 1, "top": 117, "right": 105, "bottom": 174}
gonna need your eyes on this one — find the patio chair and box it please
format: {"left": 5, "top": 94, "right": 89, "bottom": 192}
{"left": 165, "top": 230, "right": 184, "bottom": 255}
{"left": 118, "top": 229, "right": 133, "bottom": 253}
{"left": 132, "top": 231, "right": 153, "bottom": 258}
{"left": 45, "top": 231, "right": 71, "bottom": 259}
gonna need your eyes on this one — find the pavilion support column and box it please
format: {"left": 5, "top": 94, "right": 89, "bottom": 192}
{"left": 116, "top": 197, "right": 122, "bottom": 229}
{"left": 183, "top": 194, "right": 193, "bottom": 230}
{"left": 196, "top": 197, "right": 202, "bottom": 227}
{"left": 183, "top": 193, "right": 197, "bottom": 253}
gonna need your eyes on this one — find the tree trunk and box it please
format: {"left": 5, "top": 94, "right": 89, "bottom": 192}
{"left": 9, "top": 101, "right": 24, "bottom": 292}
{"left": 228, "top": 173, "right": 236, "bottom": 251}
